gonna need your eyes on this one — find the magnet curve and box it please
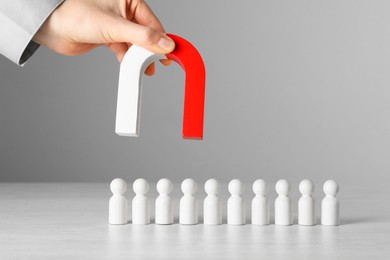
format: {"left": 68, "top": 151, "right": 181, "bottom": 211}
{"left": 166, "top": 34, "right": 206, "bottom": 140}
{"left": 115, "top": 46, "right": 165, "bottom": 136}
{"left": 115, "top": 33, "right": 206, "bottom": 139}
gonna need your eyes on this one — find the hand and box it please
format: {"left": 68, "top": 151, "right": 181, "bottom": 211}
{"left": 33, "top": 0, "right": 175, "bottom": 75}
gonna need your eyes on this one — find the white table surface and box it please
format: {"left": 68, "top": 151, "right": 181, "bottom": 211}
{"left": 0, "top": 182, "right": 389, "bottom": 259}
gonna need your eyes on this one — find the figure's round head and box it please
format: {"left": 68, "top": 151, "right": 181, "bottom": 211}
{"left": 157, "top": 178, "right": 173, "bottom": 195}
{"left": 299, "top": 179, "right": 314, "bottom": 195}
{"left": 275, "top": 179, "right": 290, "bottom": 195}
{"left": 228, "top": 179, "right": 244, "bottom": 195}
{"left": 133, "top": 178, "right": 149, "bottom": 195}
{"left": 205, "top": 179, "right": 220, "bottom": 195}
{"left": 253, "top": 179, "right": 267, "bottom": 195}
{"left": 323, "top": 179, "right": 339, "bottom": 196}
{"left": 181, "top": 178, "right": 197, "bottom": 195}
{"left": 110, "top": 178, "right": 127, "bottom": 195}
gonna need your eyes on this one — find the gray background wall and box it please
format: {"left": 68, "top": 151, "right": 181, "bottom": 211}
{"left": 1, "top": 0, "right": 389, "bottom": 186}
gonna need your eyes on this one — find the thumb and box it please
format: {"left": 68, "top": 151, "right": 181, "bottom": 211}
{"left": 107, "top": 17, "right": 175, "bottom": 54}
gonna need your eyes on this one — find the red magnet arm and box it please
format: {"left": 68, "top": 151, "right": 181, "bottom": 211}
{"left": 166, "top": 34, "right": 206, "bottom": 140}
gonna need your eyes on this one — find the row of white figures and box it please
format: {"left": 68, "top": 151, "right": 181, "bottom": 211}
{"left": 109, "top": 178, "right": 339, "bottom": 226}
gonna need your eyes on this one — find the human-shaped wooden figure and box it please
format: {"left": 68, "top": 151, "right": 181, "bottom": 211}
{"left": 180, "top": 178, "right": 198, "bottom": 225}
{"left": 132, "top": 178, "right": 150, "bottom": 225}
{"left": 298, "top": 179, "right": 316, "bottom": 226}
{"left": 321, "top": 180, "right": 340, "bottom": 226}
{"left": 252, "top": 179, "right": 269, "bottom": 225}
{"left": 109, "top": 178, "right": 128, "bottom": 225}
{"left": 275, "top": 179, "right": 292, "bottom": 225}
{"left": 155, "top": 178, "right": 174, "bottom": 225}
{"left": 203, "top": 179, "right": 222, "bottom": 225}
{"left": 227, "top": 179, "right": 245, "bottom": 225}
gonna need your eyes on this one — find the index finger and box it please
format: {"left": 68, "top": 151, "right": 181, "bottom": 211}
{"left": 133, "top": 0, "right": 165, "bottom": 33}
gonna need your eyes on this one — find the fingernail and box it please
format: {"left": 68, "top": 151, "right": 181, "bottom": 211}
{"left": 158, "top": 36, "right": 175, "bottom": 51}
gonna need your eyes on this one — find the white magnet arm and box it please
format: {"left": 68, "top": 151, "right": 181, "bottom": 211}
{"left": 115, "top": 46, "right": 166, "bottom": 136}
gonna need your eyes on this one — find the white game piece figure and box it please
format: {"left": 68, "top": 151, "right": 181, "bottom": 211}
{"left": 275, "top": 179, "right": 292, "bottom": 225}
{"left": 227, "top": 179, "right": 245, "bottom": 225}
{"left": 155, "top": 178, "right": 174, "bottom": 225}
{"left": 109, "top": 178, "right": 128, "bottom": 225}
{"left": 298, "top": 179, "right": 316, "bottom": 226}
{"left": 180, "top": 178, "right": 198, "bottom": 225}
{"left": 321, "top": 180, "right": 340, "bottom": 226}
{"left": 251, "top": 179, "right": 269, "bottom": 225}
{"left": 203, "top": 179, "right": 222, "bottom": 225}
{"left": 132, "top": 178, "right": 150, "bottom": 225}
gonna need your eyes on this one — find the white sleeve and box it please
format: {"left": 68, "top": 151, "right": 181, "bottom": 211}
{"left": 0, "top": 0, "right": 64, "bottom": 65}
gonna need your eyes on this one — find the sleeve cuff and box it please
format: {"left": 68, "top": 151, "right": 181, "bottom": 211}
{"left": 19, "top": 41, "right": 40, "bottom": 65}
{"left": 0, "top": 0, "right": 64, "bottom": 65}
